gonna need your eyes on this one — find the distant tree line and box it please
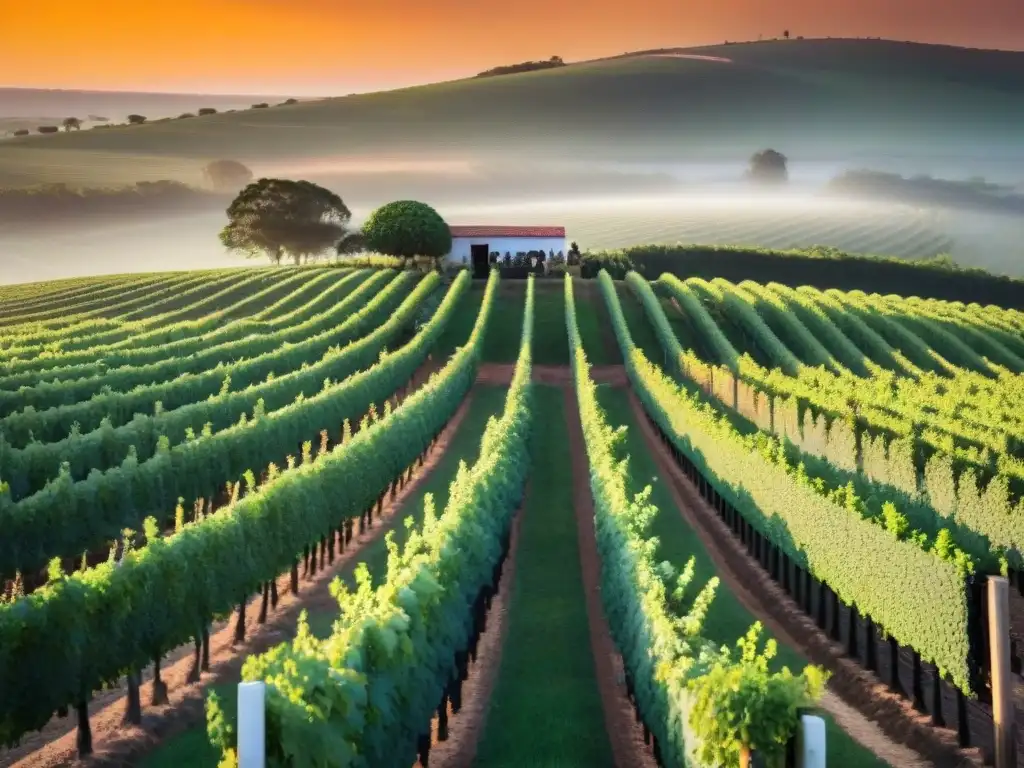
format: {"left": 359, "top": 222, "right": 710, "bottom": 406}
{"left": 5, "top": 99, "right": 300, "bottom": 140}
{"left": 828, "top": 170, "right": 1024, "bottom": 215}
{"left": 476, "top": 56, "right": 565, "bottom": 78}
{"left": 220, "top": 181, "right": 453, "bottom": 268}
{"left": 0, "top": 181, "right": 224, "bottom": 228}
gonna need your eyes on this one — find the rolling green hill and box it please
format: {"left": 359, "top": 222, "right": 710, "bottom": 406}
{"left": 1, "top": 39, "right": 1022, "bottom": 188}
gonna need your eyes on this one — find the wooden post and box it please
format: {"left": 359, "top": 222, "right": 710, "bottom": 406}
{"left": 989, "top": 576, "right": 1016, "bottom": 768}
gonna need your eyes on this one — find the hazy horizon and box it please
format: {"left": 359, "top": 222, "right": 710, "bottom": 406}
{"left": 2, "top": 34, "right": 1024, "bottom": 97}
{"left": 4, "top": 0, "right": 1024, "bottom": 95}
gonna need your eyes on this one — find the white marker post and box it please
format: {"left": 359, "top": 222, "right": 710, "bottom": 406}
{"left": 237, "top": 681, "right": 266, "bottom": 768}
{"left": 799, "top": 713, "right": 826, "bottom": 768}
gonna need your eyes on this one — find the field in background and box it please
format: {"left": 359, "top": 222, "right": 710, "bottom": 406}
{"left": 1, "top": 39, "right": 1022, "bottom": 189}
{"left": 4, "top": 193, "right": 1023, "bottom": 286}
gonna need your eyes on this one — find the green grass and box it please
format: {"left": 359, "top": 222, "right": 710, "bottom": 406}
{"left": 574, "top": 285, "right": 616, "bottom": 365}
{"left": 533, "top": 285, "right": 571, "bottom": 365}
{"left": 475, "top": 385, "right": 611, "bottom": 766}
{"left": 595, "top": 386, "right": 888, "bottom": 768}
{"left": 479, "top": 281, "right": 578, "bottom": 366}
{"left": 483, "top": 288, "right": 525, "bottom": 363}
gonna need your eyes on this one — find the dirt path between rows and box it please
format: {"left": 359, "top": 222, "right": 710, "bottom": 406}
{"left": 475, "top": 362, "right": 626, "bottom": 387}
{"left": 625, "top": 389, "right": 979, "bottom": 768}
{"left": 426, "top": 493, "right": 524, "bottom": 768}
{"left": 1, "top": 383, "right": 472, "bottom": 768}
{"left": 564, "top": 385, "right": 660, "bottom": 768}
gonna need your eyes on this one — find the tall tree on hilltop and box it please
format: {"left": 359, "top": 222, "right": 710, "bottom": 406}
{"left": 219, "top": 178, "right": 352, "bottom": 265}
{"left": 747, "top": 149, "right": 788, "bottom": 184}
{"left": 62, "top": 117, "right": 82, "bottom": 131}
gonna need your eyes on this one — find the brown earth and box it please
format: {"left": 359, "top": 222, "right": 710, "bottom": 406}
{"left": 0, "top": 376, "right": 470, "bottom": 768}
{"left": 475, "top": 362, "right": 626, "bottom": 387}
{"left": 625, "top": 388, "right": 980, "bottom": 768}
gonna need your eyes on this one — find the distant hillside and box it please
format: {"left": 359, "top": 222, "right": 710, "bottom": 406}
{"left": 0, "top": 39, "right": 1022, "bottom": 188}
{"left": 0, "top": 88, "right": 295, "bottom": 135}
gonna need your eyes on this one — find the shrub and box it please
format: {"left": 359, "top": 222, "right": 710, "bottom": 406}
{"left": 280, "top": 98, "right": 298, "bottom": 105}
{"left": 177, "top": 113, "right": 196, "bottom": 119}
{"left": 126, "top": 114, "right": 147, "bottom": 125}
{"left": 13, "top": 129, "right": 29, "bottom": 137}
{"left": 579, "top": 249, "right": 635, "bottom": 278}
{"left": 197, "top": 107, "right": 217, "bottom": 116}
{"left": 37, "top": 126, "right": 59, "bottom": 134}
{"left": 251, "top": 103, "right": 269, "bottom": 109}
{"left": 361, "top": 199, "right": 451, "bottom": 260}
{"left": 476, "top": 56, "right": 565, "bottom": 78}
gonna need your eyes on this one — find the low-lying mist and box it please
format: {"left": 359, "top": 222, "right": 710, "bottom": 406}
{"left": 2, "top": 158, "right": 1023, "bottom": 285}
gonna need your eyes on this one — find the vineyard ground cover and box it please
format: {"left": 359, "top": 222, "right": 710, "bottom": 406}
{"left": 0, "top": 272, "right": 184, "bottom": 328}
{"left": 0, "top": 271, "right": 440, "bottom": 580}
{"left": 1, "top": 360, "right": 472, "bottom": 768}
{"left": 0, "top": 287, "right": 483, "bottom": 767}
{"left": 248, "top": 268, "right": 346, "bottom": 322}
{"left": 0, "top": 272, "right": 258, "bottom": 360}
{"left": 131, "top": 391, "right": 500, "bottom": 768}
{"left": 109, "top": 270, "right": 265, "bottom": 324}
{"left": 0, "top": 270, "right": 280, "bottom": 356}
{"left": 0, "top": 271, "right": 395, "bottom": 448}
{"left": 0, "top": 270, "right": 365, "bottom": 385}
{"left": 0, "top": 269, "right": 358, "bottom": 391}
{"left": 2, "top": 269, "right": 249, "bottom": 331}
{"left": 597, "top": 385, "right": 900, "bottom": 768}
{"left": 0, "top": 273, "right": 195, "bottom": 326}
{"left": 473, "top": 384, "right": 612, "bottom": 766}
{"left": 0, "top": 275, "right": 132, "bottom": 314}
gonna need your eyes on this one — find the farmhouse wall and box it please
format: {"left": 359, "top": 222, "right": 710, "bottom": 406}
{"left": 446, "top": 236, "right": 567, "bottom": 264}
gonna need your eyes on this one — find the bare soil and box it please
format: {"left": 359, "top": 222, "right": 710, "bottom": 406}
{"left": 0, "top": 382, "right": 472, "bottom": 768}
{"left": 475, "top": 362, "right": 626, "bottom": 387}
{"left": 625, "top": 388, "right": 981, "bottom": 768}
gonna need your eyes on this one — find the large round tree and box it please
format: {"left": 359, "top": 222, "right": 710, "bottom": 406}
{"left": 220, "top": 178, "right": 352, "bottom": 265}
{"left": 362, "top": 200, "right": 451, "bottom": 259}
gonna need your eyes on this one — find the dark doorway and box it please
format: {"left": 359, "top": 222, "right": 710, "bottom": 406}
{"left": 470, "top": 244, "right": 490, "bottom": 278}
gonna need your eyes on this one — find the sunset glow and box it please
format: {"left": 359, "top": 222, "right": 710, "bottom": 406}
{"left": 2, "top": 0, "right": 1022, "bottom": 95}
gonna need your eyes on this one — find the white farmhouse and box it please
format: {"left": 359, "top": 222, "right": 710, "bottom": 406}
{"left": 447, "top": 225, "right": 566, "bottom": 276}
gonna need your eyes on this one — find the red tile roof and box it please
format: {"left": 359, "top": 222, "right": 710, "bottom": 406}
{"left": 449, "top": 225, "right": 565, "bottom": 238}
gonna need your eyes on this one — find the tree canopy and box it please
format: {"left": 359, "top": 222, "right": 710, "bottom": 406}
{"left": 62, "top": 117, "right": 81, "bottom": 131}
{"left": 335, "top": 230, "right": 367, "bottom": 256}
{"left": 748, "top": 149, "right": 788, "bottom": 184}
{"left": 219, "top": 178, "right": 352, "bottom": 265}
{"left": 203, "top": 160, "right": 254, "bottom": 192}
{"left": 361, "top": 200, "right": 451, "bottom": 260}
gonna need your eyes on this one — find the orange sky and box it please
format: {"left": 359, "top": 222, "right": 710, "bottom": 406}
{"left": 2, "top": 0, "right": 1022, "bottom": 95}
